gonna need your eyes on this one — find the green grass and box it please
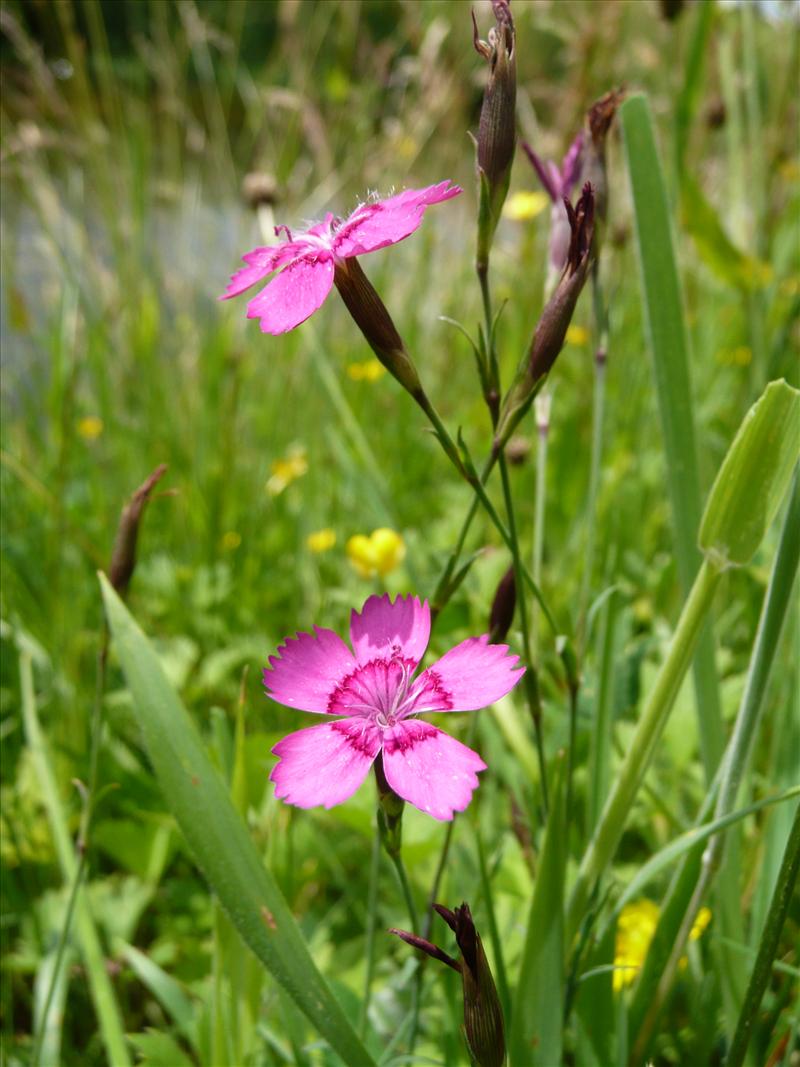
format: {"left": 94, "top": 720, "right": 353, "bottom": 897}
{"left": 2, "top": 2, "right": 799, "bottom": 1065}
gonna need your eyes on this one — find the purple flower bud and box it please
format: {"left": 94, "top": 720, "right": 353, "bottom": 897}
{"left": 489, "top": 565, "right": 516, "bottom": 643}
{"left": 391, "top": 902, "right": 505, "bottom": 1067}
{"left": 473, "top": 1, "right": 516, "bottom": 227}
{"left": 494, "top": 183, "right": 595, "bottom": 451}
{"left": 108, "top": 465, "right": 170, "bottom": 596}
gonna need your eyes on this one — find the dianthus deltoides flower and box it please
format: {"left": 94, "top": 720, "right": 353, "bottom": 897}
{"left": 265, "top": 594, "right": 524, "bottom": 820}
{"left": 221, "top": 182, "right": 460, "bottom": 334}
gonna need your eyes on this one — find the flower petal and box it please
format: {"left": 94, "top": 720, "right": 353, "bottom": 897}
{"left": 349, "top": 594, "right": 430, "bottom": 667}
{"left": 264, "top": 626, "right": 357, "bottom": 713}
{"left": 220, "top": 244, "right": 301, "bottom": 299}
{"left": 332, "top": 181, "right": 461, "bottom": 258}
{"left": 382, "top": 721, "right": 485, "bottom": 821}
{"left": 418, "top": 635, "right": 525, "bottom": 712}
{"left": 247, "top": 252, "right": 334, "bottom": 333}
{"left": 270, "top": 719, "right": 381, "bottom": 809}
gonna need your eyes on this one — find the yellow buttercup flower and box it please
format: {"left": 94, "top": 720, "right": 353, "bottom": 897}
{"left": 267, "top": 445, "right": 308, "bottom": 496}
{"left": 614, "top": 900, "right": 711, "bottom": 992}
{"left": 307, "top": 528, "right": 336, "bottom": 554}
{"left": 502, "top": 190, "right": 550, "bottom": 221}
{"left": 221, "top": 531, "right": 242, "bottom": 551}
{"left": 77, "top": 415, "right": 103, "bottom": 440}
{"left": 346, "top": 528, "right": 405, "bottom": 578}
{"left": 565, "top": 324, "right": 589, "bottom": 347}
{"left": 346, "top": 358, "right": 386, "bottom": 382}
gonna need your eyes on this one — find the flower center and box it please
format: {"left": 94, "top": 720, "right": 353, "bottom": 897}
{"left": 326, "top": 654, "right": 453, "bottom": 724}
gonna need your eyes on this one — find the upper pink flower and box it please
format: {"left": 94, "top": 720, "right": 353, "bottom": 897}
{"left": 265, "top": 594, "right": 524, "bottom": 821}
{"left": 221, "top": 181, "right": 461, "bottom": 335}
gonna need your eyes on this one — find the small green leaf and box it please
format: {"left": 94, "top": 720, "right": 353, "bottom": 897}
{"left": 509, "top": 753, "right": 567, "bottom": 1067}
{"left": 99, "top": 574, "right": 376, "bottom": 1067}
{"left": 699, "top": 380, "right": 800, "bottom": 567}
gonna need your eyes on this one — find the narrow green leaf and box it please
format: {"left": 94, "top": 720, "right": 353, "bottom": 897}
{"left": 620, "top": 91, "right": 724, "bottom": 778}
{"left": 509, "top": 753, "right": 567, "bottom": 1067}
{"left": 99, "top": 574, "right": 376, "bottom": 1067}
{"left": 615, "top": 786, "right": 800, "bottom": 917}
{"left": 699, "top": 380, "right": 800, "bottom": 567}
{"left": 118, "top": 942, "right": 196, "bottom": 1042}
{"left": 727, "top": 803, "right": 800, "bottom": 1067}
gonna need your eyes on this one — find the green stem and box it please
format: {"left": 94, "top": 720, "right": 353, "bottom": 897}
{"left": 726, "top": 803, "right": 800, "bottom": 1067}
{"left": 565, "top": 557, "right": 723, "bottom": 946}
{"left": 388, "top": 849, "right": 421, "bottom": 1053}
{"left": 499, "top": 453, "right": 549, "bottom": 812}
{"left": 19, "top": 650, "right": 131, "bottom": 1067}
{"left": 360, "top": 826, "right": 382, "bottom": 1038}
{"left": 33, "top": 632, "right": 109, "bottom": 1067}
{"left": 531, "top": 401, "right": 549, "bottom": 653}
{"left": 579, "top": 352, "right": 607, "bottom": 637}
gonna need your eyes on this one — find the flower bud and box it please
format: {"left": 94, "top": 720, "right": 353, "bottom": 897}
{"left": 391, "top": 902, "right": 505, "bottom": 1067}
{"left": 489, "top": 565, "right": 516, "bottom": 643}
{"left": 333, "top": 257, "right": 424, "bottom": 399}
{"left": 108, "top": 465, "right": 169, "bottom": 595}
{"left": 436, "top": 904, "right": 506, "bottom": 1067}
{"left": 494, "top": 182, "right": 595, "bottom": 452}
{"left": 473, "top": 1, "right": 516, "bottom": 250}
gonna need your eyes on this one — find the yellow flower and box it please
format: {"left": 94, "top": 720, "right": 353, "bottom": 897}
{"left": 565, "top": 324, "right": 589, "bottom": 347}
{"left": 502, "top": 190, "right": 550, "bottom": 221}
{"left": 614, "top": 899, "right": 659, "bottom": 992}
{"left": 346, "top": 528, "right": 406, "bottom": 578}
{"left": 267, "top": 445, "right": 308, "bottom": 496}
{"left": 614, "top": 900, "right": 711, "bottom": 992}
{"left": 77, "top": 415, "right": 103, "bottom": 440}
{"left": 346, "top": 358, "right": 386, "bottom": 382}
{"left": 221, "top": 531, "right": 242, "bottom": 551}
{"left": 307, "top": 528, "right": 336, "bottom": 554}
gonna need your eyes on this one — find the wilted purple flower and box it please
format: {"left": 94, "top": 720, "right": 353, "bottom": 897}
{"left": 522, "top": 133, "right": 584, "bottom": 275}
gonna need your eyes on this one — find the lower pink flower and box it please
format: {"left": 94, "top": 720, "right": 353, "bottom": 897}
{"left": 265, "top": 594, "right": 525, "bottom": 821}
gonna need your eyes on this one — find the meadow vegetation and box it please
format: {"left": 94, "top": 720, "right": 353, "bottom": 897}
{"left": 1, "top": 1, "right": 798, "bottom": 1065}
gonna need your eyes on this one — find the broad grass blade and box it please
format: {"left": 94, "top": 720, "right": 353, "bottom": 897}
{"left": 99, "top": 574, "right": 376, "bottom": 1067}
{"left": 620, "top": 91, "right": 724, "bottom": 780}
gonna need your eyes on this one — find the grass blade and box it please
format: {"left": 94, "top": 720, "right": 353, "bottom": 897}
{"left": 99, "top": 574, "right": 377, "bottom": 1067}
{"left": 509, "top": 752, "right": 567, "bottom": 1067}
{"left": 620, "top": 92, "right": 724, "bottom": 778}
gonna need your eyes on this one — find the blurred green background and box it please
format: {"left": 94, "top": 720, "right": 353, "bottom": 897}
{"left": 1, "top": 1, "right": 798, "bottom": 1064}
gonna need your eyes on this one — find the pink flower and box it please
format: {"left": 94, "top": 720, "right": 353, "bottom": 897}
{"left": 221, "top": 181, "right": 461, "bottom": 334}
{"left": 265, "top": 594, "right": 524, "bottom": 821}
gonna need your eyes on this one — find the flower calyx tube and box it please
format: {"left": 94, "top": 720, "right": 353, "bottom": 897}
{"left": 332, "top": 256, "right": 424, "bottom": 398}
{"left": 473, "top": 0, "right": 516, "bottom": 265}
{"left": 391, "top": 902, "right": 505, "bottom": 1067}
{"left": 494, "top": 182, "right": 596, "bottom": 453}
